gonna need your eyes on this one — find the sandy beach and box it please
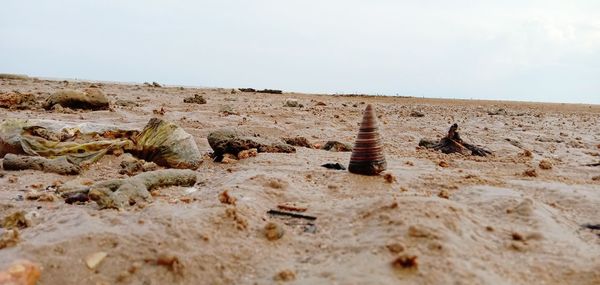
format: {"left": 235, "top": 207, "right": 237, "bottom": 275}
{"left": 0, "top": 76, "right": 599, "bottom": 285}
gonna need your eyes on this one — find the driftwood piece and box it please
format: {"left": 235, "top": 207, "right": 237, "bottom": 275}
{"left": 582, "top": 223, "right": 600, "bottom": 230}
{"left": 267, "top": 209, "right": 317, "bottom": 221}
{"left": 86, "top": 169, "right": 197, "bottom": 209}
{"left": 419, "top": 124, "right": 492, "bottom": 156}
{"left": 584, "top": 162, "right": 600, "bottom": 167}
{"left": 2, "top": 153, "right": 81, "bottom": 175}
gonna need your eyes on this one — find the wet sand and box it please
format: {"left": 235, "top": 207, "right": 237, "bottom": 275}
{"left": 1, "top": 77, "right": 599, "bottom": 284}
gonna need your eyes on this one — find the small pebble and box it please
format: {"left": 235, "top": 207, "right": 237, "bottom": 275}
{"left": 264, "top": 222, "right": 284, "bottom": 241}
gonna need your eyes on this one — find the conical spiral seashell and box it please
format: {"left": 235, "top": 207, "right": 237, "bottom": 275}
{"left": 348, "top": 104, "right": 386, "bottom": 175}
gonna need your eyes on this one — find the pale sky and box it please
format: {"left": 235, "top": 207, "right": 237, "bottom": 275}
{"left": 1, "top": 0, "right": 599, "bottom": 103}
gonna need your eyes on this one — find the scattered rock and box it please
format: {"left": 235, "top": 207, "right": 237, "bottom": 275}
{"left": 438, "top": 189, "right": 450, "bottom": 199}
{"left": 538, "top": 159, "right": 553, "bottom": 170}
{"left": 277, "top": 202, "right": 308, "bottom": 212}
{"left": 409, "top": 110, "right": 424, "bottom": 117}
{"left": 488, "top": 108, "right": 509, "bottom": 116}
{"left": 218, "top": 190, "right": 237, "bottom": 205}
{"left": 523, "top": 168, "right": 537, "bottom": 177}
{"left": 225, "top": 207, "right": 248, "bottom": 230}
{"left": 2, "top": 154, "right": 81, "bottom": 175}
{"left": 408, "top": 225, "right": 436, "bottom": 239}
{"left": 391, "top": 255, "right": 418, "bottom": 270}
{"left": 65, "top": 193, "right": 90, "bottom": 204}
{"left": 208, "top": 129, "right": 295, "bottom": 160}
{"left": 152, "top": 82, "right": 162, "bottom": 88}
{"left": 383, "top": 173, "right": 396, "bottom": 183}
{"left": 0, "top": 229, "right": 20, "bottom": 249}
{"left": 592, "top": 175, "right": 600, "bottom": 181}
{"left": 119, "top": 155, "right": 158, "bottom": 176}
{"left": 220, "top": 153, "right": 237, "bottom": 164}
{"left": 208, "top": 129, "right": 257, "bottom": 153}
{"left": 155, "top": 253, "right": 183, "bottom": 274}
{"left": 0, "top": 92, "right": 37, "bottom": 109}
{"left": 284, "top": 99, "right": 299, "bottom": 107}
{"left": 50, "top": 103, "right": 75, "bottom": 114}
{"left": 0, "top": 260, "right": 41, "bottom": 285}
{"left": 438, "top": 161, "right": 449, "bottom": 168}
{"left": 257, "top": 143, "right": 296, "bottom": 153}
{"left": 183, "top": 94, "right": 206, "bottom": 104}
{"left": 44, "top": 89, "right": 109, "bottom": 110}
{"left": 85, "top": 252, "right": 107, "bottom": 270}
{"left": 237, "top": 148, "right": 257, "bottom": 160}
{"left": 142, "top": 162, "right": 159, "bottom": 172}
{"left": 511, "top": 232, "right": 524, "bottom": 241}
{"left": 282, "top": 137, "right": 312, "bottom": 148}
{"left": 315, "top": 101, "right": 327, "bottom": 106}
{"left": 2, "top": 211, "right": 29, "bottom": 229}
{"left": 386, "top": 243, "right": 405, "bottom": 253}
{"left": 152, "top": 107, "right": 166, "bottom": 115}
{"left": 273, "top": 269, "right": 296, "bottom": 282}
{"left": 267, "top": 179, "right": 285, "bottom": 189}
{"left": 519, "top": 150, "right": 533, "bottom": 157}
{"left": 264, "top": 222, "right": 284, "bottom": 241}
{"left": 321, "top": 141, "right": 352, "bottom": 152}
{"left": 321, "top": 163, "right": 346, "bottom": 170}
{"left": 119, "top": 156, "right": 144, "bottom": 176}
{"left": 219, "top": 105, "right": 238, "bottom": 115}
{"left": 25, "top": 191, "right": 56, "bottom": 202}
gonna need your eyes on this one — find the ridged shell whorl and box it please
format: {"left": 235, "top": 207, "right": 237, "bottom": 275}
{"left": 348, "top": 104, "right": 386, "bottom": 175}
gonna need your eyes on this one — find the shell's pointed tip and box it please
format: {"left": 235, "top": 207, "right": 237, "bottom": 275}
{"left": 365, "top": 104, "right": 373, "bottom": 110}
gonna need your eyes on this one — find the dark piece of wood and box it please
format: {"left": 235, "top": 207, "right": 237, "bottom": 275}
{"left": 419, "top": 123, "right": 492, "bottom": 156}
{"left": 267, "top": 209, "right": 317, "bottom": 221}
{"left": 321, "top": 163, "right": 346, "bottom": 170}
{"left": 582, "top": 223, "right": 600, "bottom": 230}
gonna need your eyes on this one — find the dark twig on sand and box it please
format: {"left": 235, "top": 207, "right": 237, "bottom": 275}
{"left": 582, "top": 223, "right": 600, "bottom": 230}
{"left": 321, "top": 163, "right": 346, "bottom": 170}
{"left": 267, "top": 210, "right": 317, "bottom": 221}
